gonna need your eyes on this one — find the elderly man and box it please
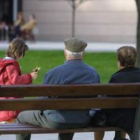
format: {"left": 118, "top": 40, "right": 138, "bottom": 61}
{"left": 16, "top": 38, "right": 100, "bottom": 140}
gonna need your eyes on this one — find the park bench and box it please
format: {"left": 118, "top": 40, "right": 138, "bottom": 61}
{"left": 0, "top": 83, "right": 140, "bottom": 140}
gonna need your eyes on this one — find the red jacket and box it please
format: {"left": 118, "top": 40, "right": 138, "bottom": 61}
{"left": 0, "top": 58, "right": 32, "bottom": 121}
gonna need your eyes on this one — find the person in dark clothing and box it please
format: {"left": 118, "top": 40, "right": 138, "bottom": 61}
{"left": 8, "top": 12, "right": 25, "bottom": 42}
{"left": 1, "top": 14, "right": 13, "bottom": 41}
{"left": 94, "top": 46, "right": 140, "bottom": 140}
{"left": 16, "top": 38, "right": 100, "bottom": 140}
{"left": 0, "top": 21, "right": 7, "bottom": 40}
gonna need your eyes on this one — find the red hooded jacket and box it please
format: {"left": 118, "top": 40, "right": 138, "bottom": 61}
{"left": 0, "top": 58, "right": 32, "bottom": 121}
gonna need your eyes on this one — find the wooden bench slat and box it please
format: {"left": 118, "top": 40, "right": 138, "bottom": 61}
{"left": 0, "top": 83, "right": 140, "bottom": 97}
{"left": 0, "top": 124, "right": 37, "bottom": 128}
{"left": 0, "top": 97, "right": 138, "bottom": 110}
{"left": 0, "top": 124, "right": 124, "bottom": 134}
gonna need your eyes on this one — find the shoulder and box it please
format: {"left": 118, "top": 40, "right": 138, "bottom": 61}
{"left": 0, "top": 59, "right": 20, "bottom": 73}
{"left": 109, "top": 67, "right": 140, "bottom": 83}
{"left": 0, "top": 59, "right": 19, "bottom": 67}
{"left": 43, "top": 64, "right": 65, "bottom": 84}
{"left": 83, "top": 63, "right": 100, "bottom": 82}
{"left": 7, "top": 60, "right": 19, "bottom": 68}
{"left": 84, "top": 63, "right": 99, "bottom": 74}
{"left": 44, "top": 64, "right": 65, "bottom": 79}
{"left": 109, "top": 68, "right": 124, "bottom": 83}
{"left": 47, "top": 64, "right": 65, "bottom": 75}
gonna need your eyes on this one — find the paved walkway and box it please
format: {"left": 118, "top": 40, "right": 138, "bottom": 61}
{"left": 0, "top": 132, "right": 130, "bottom": 140}
{"left": 0, "top": 41, "right": 136, "bottom": 52}
{"left": 0, "top": 41, "right": 131, "bottom": 140}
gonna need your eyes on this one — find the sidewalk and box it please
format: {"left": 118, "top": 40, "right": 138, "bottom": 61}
{"left": 0, "top": 41, "right": 136, "bottom": 52}
{"left": 0, "top": 132, "right": 130, "bottom": 140}
{"left": 0, "top": 132, "right": 115, "bottom": 140}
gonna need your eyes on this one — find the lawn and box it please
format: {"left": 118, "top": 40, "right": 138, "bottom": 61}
{"left": 0, "top": 50, "right": 118, "bottom": 84}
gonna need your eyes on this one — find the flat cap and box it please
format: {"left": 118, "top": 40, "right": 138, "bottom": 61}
{"left": 64, "top": 38, "right": 87, "bottom": 52}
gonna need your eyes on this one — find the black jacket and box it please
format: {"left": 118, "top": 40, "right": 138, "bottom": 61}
{"left": 109, "top": 67, "right": 140, "bottom": 83}
{"left": 107, "top": 67, "right": 140, "bottom": 131}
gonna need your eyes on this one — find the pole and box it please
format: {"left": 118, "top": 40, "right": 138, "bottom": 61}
{"left": 72, "top": 0, "right": 76, "bottom": 37}
{"left": 13, "top": 0, "right": 18, "bottom": 22}
{"left": 136, "top": 0, "right": 140, "bottom": 67}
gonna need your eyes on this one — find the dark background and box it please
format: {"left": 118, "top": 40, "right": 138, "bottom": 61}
{"left": 0, "top": 0, "right": 22, "bottom": 24}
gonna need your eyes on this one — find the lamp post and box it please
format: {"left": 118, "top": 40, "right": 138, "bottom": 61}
{"left": 71, "top": 0, "right": 76, "bottom": 37}
{"left": 68, "top": 0, "right": 85, "bottom": 37}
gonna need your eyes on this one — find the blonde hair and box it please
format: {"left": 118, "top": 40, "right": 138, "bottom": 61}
{"left": 6, "top": 38, "right": 29, "bottom": 59}
{"left": 117, "top": 46, "right": 137, "bottom": 67}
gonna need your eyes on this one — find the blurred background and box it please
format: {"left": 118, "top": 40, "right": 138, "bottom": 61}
{"left": 0, "top": 0, "right": 138, "bottom": 84}
{"left": 0, "top": 1, "right": 138, "bottom": 139}
{"left": 0, "top": 0, "right": 137, "bottom": 43}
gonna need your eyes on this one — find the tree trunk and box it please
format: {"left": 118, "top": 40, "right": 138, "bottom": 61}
{"left": 135, "top": 0, "right": 140, "bottom": 67}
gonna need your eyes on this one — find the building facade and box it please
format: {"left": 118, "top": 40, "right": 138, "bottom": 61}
{"left": 0, "top": 0, "right": 22, "bottom": 24}
{"left": 0, "top": 0, "right": 137, "bottom": 43}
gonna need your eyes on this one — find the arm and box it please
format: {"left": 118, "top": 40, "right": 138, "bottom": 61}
{"left": 6, "top": 65, "right": 32, "bottom": 85}
{"left": 21, "top": 20, "right": 36, "bottom": 31}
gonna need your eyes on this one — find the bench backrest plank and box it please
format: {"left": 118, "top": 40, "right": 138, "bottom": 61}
{"left": 0, "top": 83, "right": 140, "bottom": 97}
{"left": 0, "top": 123, "right": 123, "bottom": 134}
{"left": 0, "top": 97, "right": 138, "bottom": 110}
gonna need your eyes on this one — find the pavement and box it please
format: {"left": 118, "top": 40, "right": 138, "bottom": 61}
{"left": 0, "top": 41, "right": 136, "bottom": 52}
{"left": 0, "top": 40, "right": 131, "bottom": 140}
{"left": 0, "top": 132, "right": 130, "bottom": 140}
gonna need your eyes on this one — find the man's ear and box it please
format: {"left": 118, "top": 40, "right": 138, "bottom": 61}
{"left": 82, "top": 50, "right": 85, "bottom": 58}
{"left": 64, "top": 48, "right": 67, "bottom": 56}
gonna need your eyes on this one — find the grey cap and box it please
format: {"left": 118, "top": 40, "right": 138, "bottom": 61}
{"left": 64, "top": 38, "right": 87, "bottom": 52}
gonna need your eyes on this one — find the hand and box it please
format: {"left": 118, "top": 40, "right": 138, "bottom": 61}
{"left": 30, "top": 72, "right": 38, "bottom": 80}
{"left": 33, "top": 67, "right": 41, "bottom": 72}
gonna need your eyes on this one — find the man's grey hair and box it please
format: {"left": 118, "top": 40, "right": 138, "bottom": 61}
{"left": 65, "top": 49, "right": 84, "bottom": 58}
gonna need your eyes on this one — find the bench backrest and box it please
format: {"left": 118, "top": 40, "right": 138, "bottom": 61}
{"left": 0, "top": 83, "right": 140, "bottom": 111}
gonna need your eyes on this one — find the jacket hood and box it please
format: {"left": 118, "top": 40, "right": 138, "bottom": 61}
{"left": 0, "top": 59, "right": 18, "bottom": 74}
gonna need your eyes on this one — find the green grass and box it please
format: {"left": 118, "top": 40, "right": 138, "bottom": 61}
{"left": 0, "top": 50, "right": 118, "bottom": 84}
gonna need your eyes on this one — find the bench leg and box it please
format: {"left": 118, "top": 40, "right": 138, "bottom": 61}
{"left": 129, "top": 98, "right": 140, "bottom": 140}
{"left": 58, "top": 133, "right": 74, "bottom": 140}
{"left": 16, "top": 134, "right": 31, "bottom": 140}
{"left": 94, "top": 132, "right": 105, "bottom": 140}
{"left": 128, "top": 131, "right": 140, "bottom": 140}
{"left": 0, "top": 119, "right": 15, "bottom": 136}
{"left": 127, "top": 133, "right": 134, "bottom": 140}
{"left": 114, "top": 131, "right": 128, "bottom": 140}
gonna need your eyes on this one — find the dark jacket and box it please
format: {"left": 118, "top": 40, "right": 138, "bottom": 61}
{"left": 106, "top": 67, "right": 140, "bottom": 131}
{"left": 109, "top": 67, "right": 140, "bottom": 83}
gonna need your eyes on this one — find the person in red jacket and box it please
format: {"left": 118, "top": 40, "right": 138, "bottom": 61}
{"left": 0, "top": 38, "right": 38, "bottom": 122}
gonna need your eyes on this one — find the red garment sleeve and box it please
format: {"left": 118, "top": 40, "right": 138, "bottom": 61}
{"left": 6, "top": 65, "right": 32, "bottom": 85}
